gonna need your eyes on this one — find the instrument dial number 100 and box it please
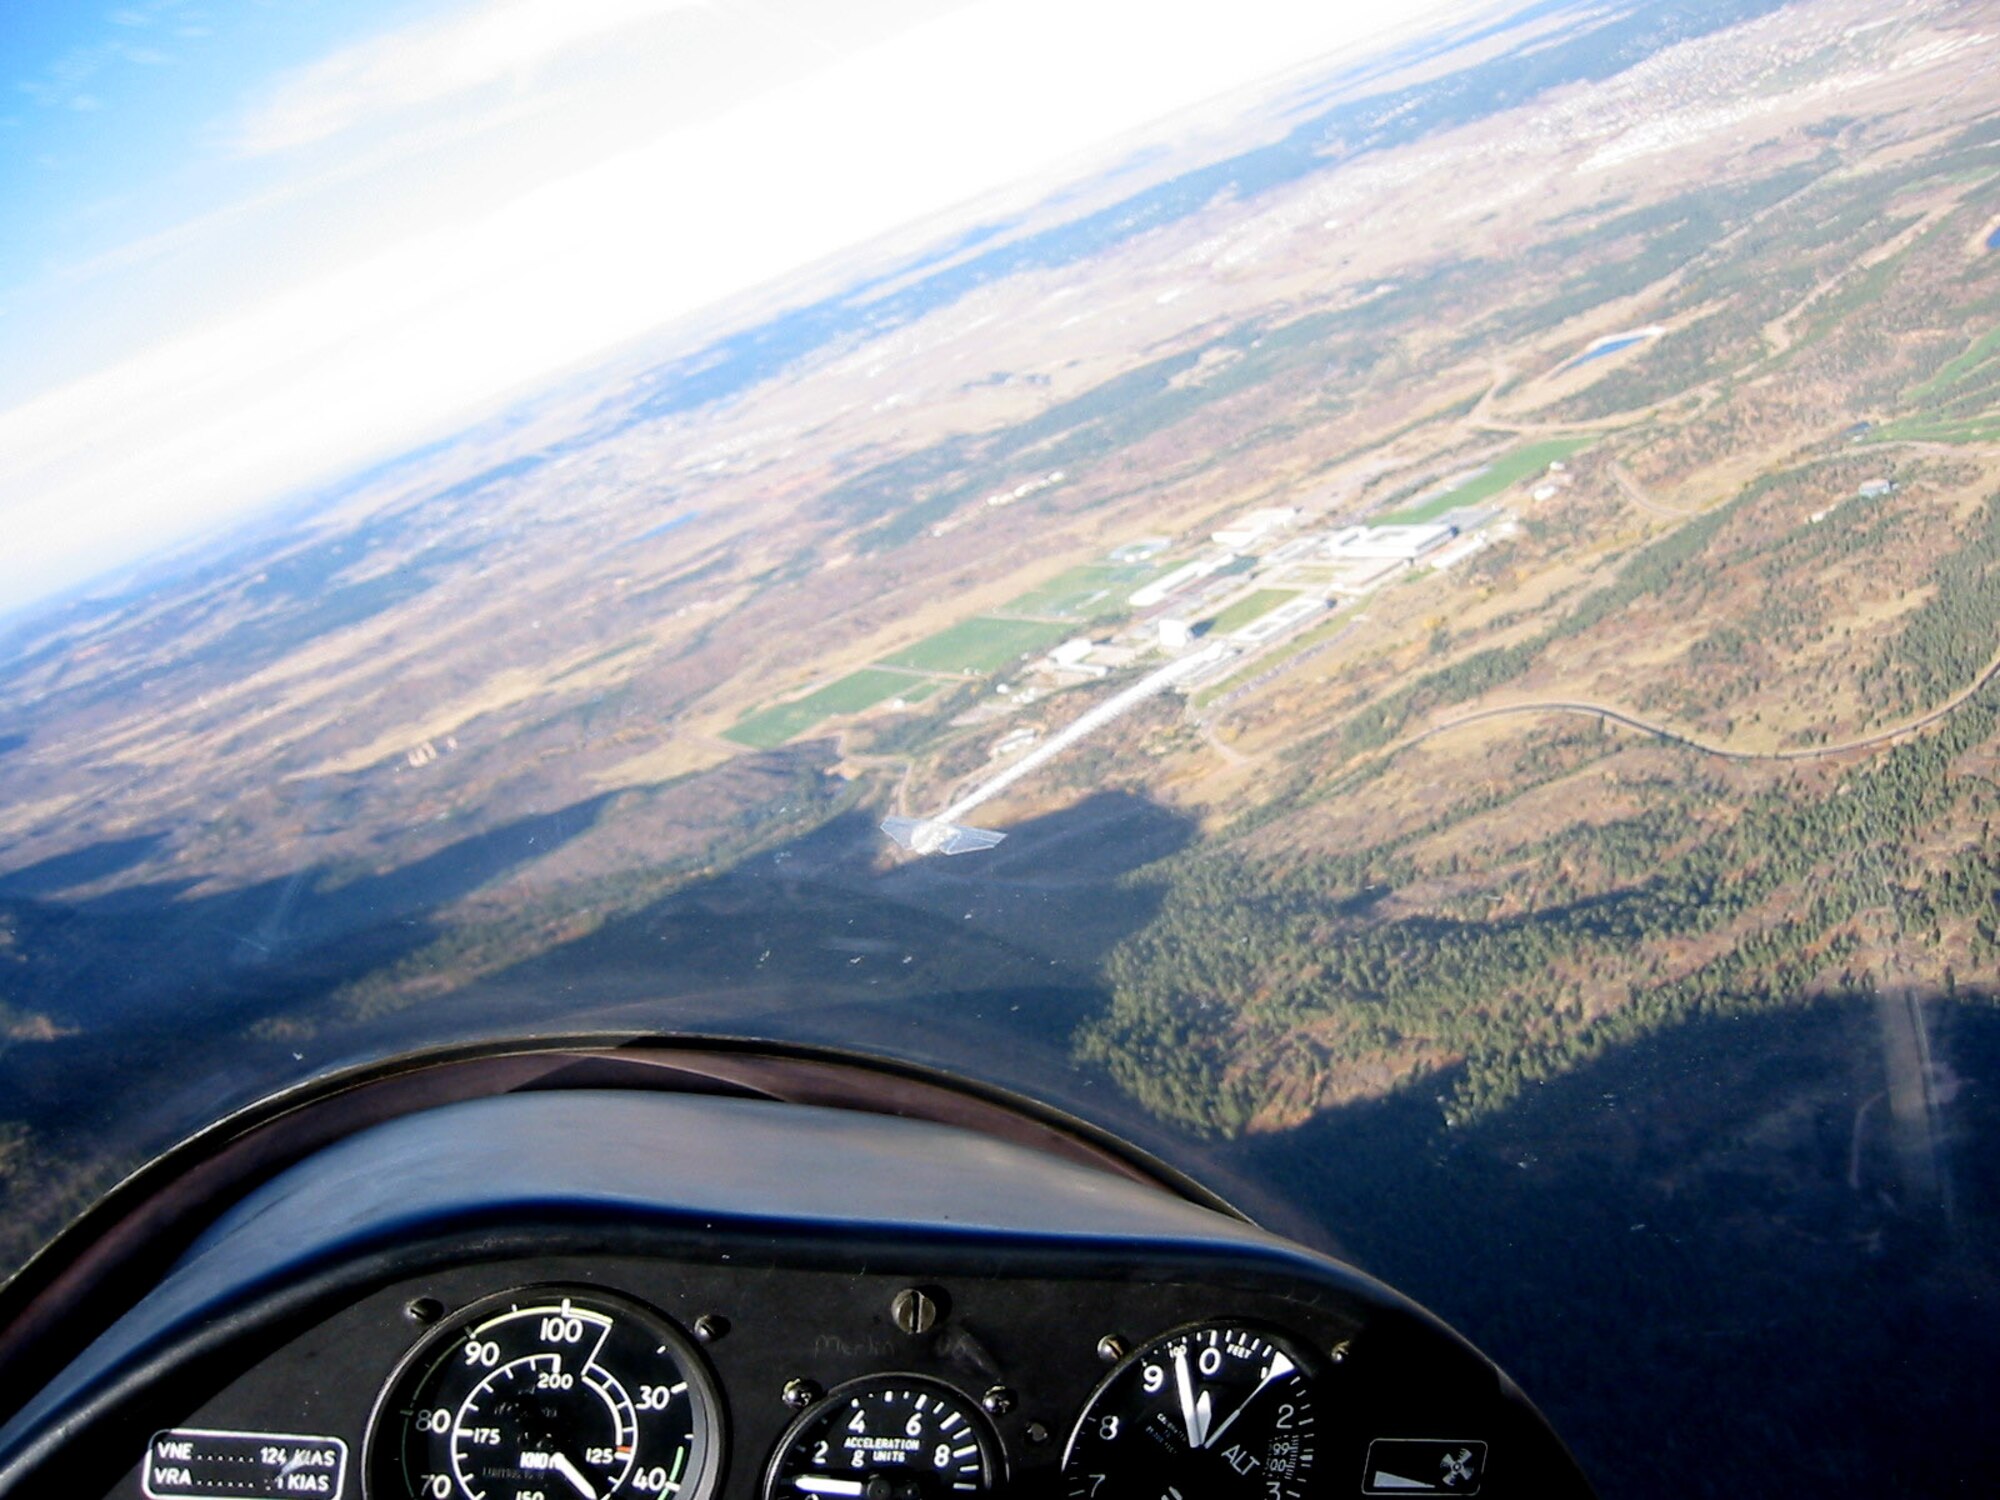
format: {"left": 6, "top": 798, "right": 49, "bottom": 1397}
{"left": 366, "top": 1287, "right": 722, "bottom": 1500}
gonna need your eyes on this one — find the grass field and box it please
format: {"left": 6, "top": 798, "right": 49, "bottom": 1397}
{"left": 1006, "top": 562, "right": 1162, "bottom": 618}
{"left": 1372, "top": 436, "right": 1595, "bottom": 525}
{"left": 724, "top": 667, "right": 930, "bottom": 748}
{"left": 1869, "top": 416, "right": 2000, "bottom": 443}
{"left": 1873, "top": 324, "right": 2000, "bottom": 443}
{"left": 1206, "top": 588, "right": 1299, "bottom": 635}
{"left": 881, "top": 616, "right": 1072, "bottom": 675}
{"left": 1909, "top": 324, "right": 2000, "bottom": 403}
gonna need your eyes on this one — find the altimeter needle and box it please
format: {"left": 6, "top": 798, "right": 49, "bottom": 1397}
{"left": 1201, "top": 1352, "right": 1295, "bottom": 1450}
{"left": 1172, "top": 1347, "right": 1204, "bottom": 1448}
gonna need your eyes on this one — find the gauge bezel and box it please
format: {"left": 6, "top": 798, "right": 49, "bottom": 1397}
{"left": 1059, "top": 1318, "right": 1325, "bottom": 1498}
{"left": 363, "top": 1283, "right": 726, "bottom": 1500}
{"left": 761, "top": 1372, "right": 1004, "bottom": 1500}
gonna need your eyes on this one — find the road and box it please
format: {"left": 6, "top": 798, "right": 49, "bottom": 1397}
{"left": 1408, "top": 641, "right": 2000, "bottom": 764}
{"left": 922, "top": 643, "right": 1233, "bottom": 829}
{"left": 1607, "top": 459, "right": 1703, "bottom": 520}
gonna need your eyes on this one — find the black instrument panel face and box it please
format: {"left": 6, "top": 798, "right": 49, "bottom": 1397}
{"left": 1061, "top": 1322, "right": 1324, "bottom": 1500}
{"left": 763, "top": 1374, "right": 1003, "bottom": 1499}
{"left": 366, "top": 1286, "right": 722, "bottom": 1500}
{"left": 98, "top": 1247, "right": 1576, "bottom": 1500}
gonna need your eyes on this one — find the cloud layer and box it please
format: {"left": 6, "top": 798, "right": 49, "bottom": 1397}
{"left": 229, "top": 0, "right": 708, "bottom": 154}
{"left": 1, "top": 0, "right": 1462, "bottom": 609}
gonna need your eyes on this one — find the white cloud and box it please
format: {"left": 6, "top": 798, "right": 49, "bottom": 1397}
{"left": 230, "top": 0, "right": 711, "bottom": 154}
{"left": 0, "top": 0, "right": 1466, "bottom": 607}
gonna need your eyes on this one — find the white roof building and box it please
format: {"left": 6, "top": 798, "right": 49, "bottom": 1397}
{"left": 1232, "top": 595, "right": 1327, "bottom": 642}
{"left": 1049, "top": 637, "right": 1096, "bottom": 667}
{"left": 1130, "top": 552, "right": 1235, "bottom": 608}
{"left": 1211, "top": 507, "right": 1301, "bottom": 550}
{"left": 1322, "top": 523, "right": 1455, "bottom": 561}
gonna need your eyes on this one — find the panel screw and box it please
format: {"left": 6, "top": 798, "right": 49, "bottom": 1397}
{"left": 782, "top": 1378, "right": 823, "bottom": 1410}
{"left": 694, "top": 1315, "right": 728, "bottom": 1344}
{"left": 403, "top": 1297, "right": 444, "bottom": 1326}
{"left": 891, "top": 1288, "right": 940, "bottom": 1336}
{"left": 981, "top": 1386, "right": 1016, "bottom": 1417}
{"left": 1329, "top": 1340, "right": 1350, "bottom": 1364}
{"left": 1024, "top": 1422, "right": 1050, "bottom": 1446}
{"left": 1095, "top": 1335, "right": 1127, "bottom": 1364}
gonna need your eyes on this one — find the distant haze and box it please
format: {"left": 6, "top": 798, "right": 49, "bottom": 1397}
{"left": 0, "top": 0, "right": 1468, "bottom": 611}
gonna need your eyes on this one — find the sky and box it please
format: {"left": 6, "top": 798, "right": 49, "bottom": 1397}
{"left": 0, "top": 0, "right": 1469, "bottom": 613}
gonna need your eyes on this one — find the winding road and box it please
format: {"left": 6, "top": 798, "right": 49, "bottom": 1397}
{"left": 1408, "top": 643, "right": 2000, "bottom": 764}
{"left": 1607, "top": 459, "right": 1704, "bottom": 520}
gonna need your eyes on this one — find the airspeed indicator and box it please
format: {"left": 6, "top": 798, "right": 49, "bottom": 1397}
{"left": 366, "top": 1287, "right": 722, "bottom": 1500}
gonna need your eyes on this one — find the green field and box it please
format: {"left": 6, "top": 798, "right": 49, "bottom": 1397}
{"left": 1005, "top": 561, "right": 1161, "bottom": 618}
{"left": 1206, "top": 588, "right": 1299, "bottom": 635}
{"left": 1868, "top": 415, "right": 2000, "bottom": 444}
{"left": 1872, "top": 324, "right": 2000, "bottom": 443}
{"left": 724, "top": 667, "right": 930, "bottom": 748}
{"left": 1372, "top": 436, "right": 1595, "bottom": 525}
{"left": 730, "top": 611, "right": 1083, "bottom": 746}
{"left": 1909, "top": 324, "right": 2000, "bottom": 402}
{"left": 881, "top": 616, "right": 1072, "bottom": 675}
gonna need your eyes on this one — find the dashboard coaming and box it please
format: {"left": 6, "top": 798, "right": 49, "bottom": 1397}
{"left": 0, "top": 1080, "right": 1595, "bottom": 1499}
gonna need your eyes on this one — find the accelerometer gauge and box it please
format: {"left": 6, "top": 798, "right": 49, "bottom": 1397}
{"left": 1062, "top": 1323, "right": 1320, "bottom": 1500}
{"left": 764, "top": 1376, "right": 1001, "bottom": 1499}
{"left": 367, "top": 1287, "right": 722, "bottom": 1500}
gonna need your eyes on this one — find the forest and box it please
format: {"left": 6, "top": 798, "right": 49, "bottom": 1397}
{"left": 1079, "top": 470, "right": 2000, "bottom": 1138}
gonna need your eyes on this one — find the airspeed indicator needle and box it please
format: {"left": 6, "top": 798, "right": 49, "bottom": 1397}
{"left": 543, "top": 1451, "right": 600, "bottom": 1500}
{"left": 373, "top": 1292, "right": 714, "bottom": 1500}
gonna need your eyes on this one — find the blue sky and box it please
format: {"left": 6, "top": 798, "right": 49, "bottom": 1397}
{"left": 1, "top": 0, "right": 1468, "bottom": 612}
{"left": 4, "top": 0, "right": 433, "bottom": 396}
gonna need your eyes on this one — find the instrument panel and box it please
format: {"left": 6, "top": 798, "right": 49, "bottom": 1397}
{"left": 0, "top": 1060, "right": 1595, "bottom": 1500}
{"left": 118, "top": 1252, "right": 1519, "bottom": 1500}
{"left": 368, "top": 1287, "right": 721, "bottom": 1500}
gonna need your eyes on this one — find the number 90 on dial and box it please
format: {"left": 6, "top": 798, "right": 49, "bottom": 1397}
{"left": 366, "top": 1287, "right": 723, "bottom": 1500}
